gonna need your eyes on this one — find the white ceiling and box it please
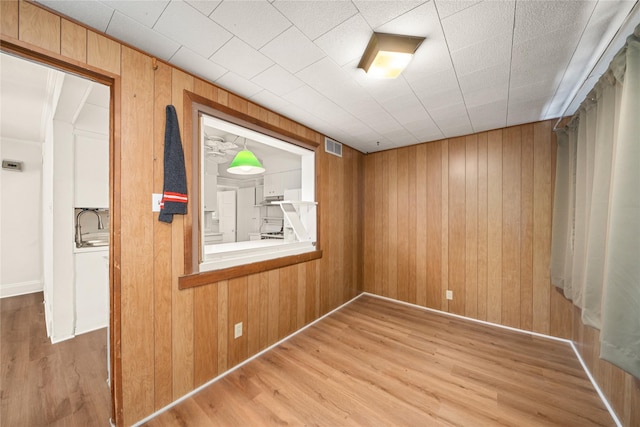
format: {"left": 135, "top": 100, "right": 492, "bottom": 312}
{"left": 34, "top": 0, "right": 639, "bottom": 153}
{"left": 0, "top": 52, "right": 110, "bottom": 141}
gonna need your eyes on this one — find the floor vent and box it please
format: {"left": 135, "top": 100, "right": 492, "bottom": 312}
{"left": 325, "top": 138, "right": 342, "bottom": 157}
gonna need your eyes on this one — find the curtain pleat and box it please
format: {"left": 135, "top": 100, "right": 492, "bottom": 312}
{"left": 600, "top": 34, "right": 640, "bottom": 379}
{"left": 550, "top": 29, "right": 640, "bottom": 379}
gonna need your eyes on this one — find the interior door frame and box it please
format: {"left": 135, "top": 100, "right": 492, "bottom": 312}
{"left": 0, "top": 39, "right": 122, "bottom": 425}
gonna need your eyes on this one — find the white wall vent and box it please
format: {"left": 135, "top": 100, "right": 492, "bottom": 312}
{"left": 324, "top": 138, "right": 342, "bottom": 158}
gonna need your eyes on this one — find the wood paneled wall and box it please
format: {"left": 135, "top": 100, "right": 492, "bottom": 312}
{"left": 572, "top": 306, "right": 640, "bottom": 426}
{"left": 363, "top": 121, "right": 573, "bottom": 336}
{"left": 1, "top": 2, "right": 362, "bottom": 425}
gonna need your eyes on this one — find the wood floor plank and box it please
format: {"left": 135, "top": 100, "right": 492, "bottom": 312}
{"left": 0, "top": 292, "right": 111, "bottom": 426}
{"left": 143, "top": 295, "right": 613, "bottom": 427}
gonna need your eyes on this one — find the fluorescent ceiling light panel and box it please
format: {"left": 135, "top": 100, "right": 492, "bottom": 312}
{"left": 358, "top": 32, "right": 425, "bottom": 79}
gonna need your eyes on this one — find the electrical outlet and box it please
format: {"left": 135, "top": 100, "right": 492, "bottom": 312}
{"left": 234, "top": 322, "right": 243, "bottom": 339}
{"left": 446, "top": 290, "right": 453, "bottom": 300}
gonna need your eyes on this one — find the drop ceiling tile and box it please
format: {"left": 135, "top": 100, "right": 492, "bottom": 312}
{"left": 513, "top": 0, "right": 595, "bottom": 46}
{"left": 353, "top": 1, "right": 427, "bottom": 29}
{"left": 545, "top": 0, "right": 636, "bottom": 119}
{"left": 169, "top": 47, "right": 227, "bottom": 83}
{"left": 260, "top": 27, "right": 326, "bottom": 74}
{"left": 402, "top": 39, "right": 454, "bottom": 79}
{"left": 458, "top": 62, "right": 510, "bottom": 94}
{"left": 509, "top": 81, "right": 556, "bottom": 105}
{"left": 463, "top": 83, "right": 508, "bottom": 109}
{"left": 273, "top": 0, "right": 358, "bottom": 40}
{"left": 450, "top": 33, "right": 512, "bottom": 77}
{"left": 441, "top": 0, "right": 514, "bottom": 52}
{"left": 210, "top": 0, "right": 291, "bottom": 49}
{"left": 251, "top": 65, "right": 305, "bottom": 97}
{"left": 428, "top": 102, "right": 472, "bottom": 134}
{"left": 435, "top": 0, "right": 482, "bottom": 19}
{"left": 314, "top": 14, "right": 372, "bottom": 66}
{"left": 215, "top": 72, "right": 263, "bottom": 99}
{"left": 185, "top": 0, "right": 221, "bottom": 17}
{"left": 107, "top": 11, "right": 180, "bottom": 61}
{"left": 381, "top": 128, "right": 419, "bottom": 145}
{"left": 405, "top": 67, "right": 458, "bottom": 98}
{"left": 467, "top": 100, "right": 507, "bottom": 131}
{"left": 153, "top": 0, "right": 232, "bottom": 58}
{"left": 250, "top": 90, "right": 291, "bottom": 112}
{"left": 376, "top": 1, "right": 439, "bottom": 38}
{"left": 36, "top": 0, "right": 114, "bottom": 32}
{"left": 210, "top": 37, "right": 273, "bottom": 80}
{"left": 416, "top": 85, "right": 465, "bottom": 111}
{"left": 101, "top": 0, "right": 169, "bottom": 27}
{"left": 295, "top": 57, "right": 350, "bottom": 94}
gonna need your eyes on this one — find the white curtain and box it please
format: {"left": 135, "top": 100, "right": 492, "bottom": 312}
{"left": 550, "top": 29, "right": 640, "bottom": 379}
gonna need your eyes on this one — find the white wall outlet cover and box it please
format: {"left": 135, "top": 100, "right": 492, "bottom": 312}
{"left": 446, "top": 290, "right": 453, "bottom": 300}
{"left": 234, "top": 322, "right": 243, "bottom": 339}
{"left": 152, "top": 193, "right": 162, "bottom": 212}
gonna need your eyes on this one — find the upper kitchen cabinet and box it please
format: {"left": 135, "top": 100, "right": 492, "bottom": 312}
{"left": 263, "top": 169, "right": 301, "bottom": 198}
{"left": 75, "top": 133, "right": 109, "bottom": 208}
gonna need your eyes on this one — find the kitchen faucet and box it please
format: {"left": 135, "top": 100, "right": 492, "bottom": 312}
{"left": 75, "top": 209, "right": 104, "bottom": 246}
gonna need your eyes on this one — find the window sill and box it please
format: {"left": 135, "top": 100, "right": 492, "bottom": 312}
{"left": 179, "top": 247, "right": 322, "bottom": 289}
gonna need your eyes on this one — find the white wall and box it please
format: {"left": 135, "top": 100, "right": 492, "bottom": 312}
{"left": 48, "top": 120, "right": 76, "bottom": 342}
{"left": 0, "top": 138, "right": 43, "bottom": 297}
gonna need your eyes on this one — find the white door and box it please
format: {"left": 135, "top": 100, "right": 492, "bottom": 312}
{"left": 217, "top": 190, "right": 236, "bottom": 243}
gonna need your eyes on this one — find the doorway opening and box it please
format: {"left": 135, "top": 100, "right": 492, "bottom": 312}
{"left": 0, "top": 48, "right": 114, "bottom": 424}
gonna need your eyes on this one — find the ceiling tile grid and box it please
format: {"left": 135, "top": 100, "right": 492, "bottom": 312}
{"left": 32, "top": 0, "right": 640, "bottom": 154}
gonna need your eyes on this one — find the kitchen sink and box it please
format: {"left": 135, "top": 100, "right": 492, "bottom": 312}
{"left": 76, "top": 231, "right": 109, "bottom": 248}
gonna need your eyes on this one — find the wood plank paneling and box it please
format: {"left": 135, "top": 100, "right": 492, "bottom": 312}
{"left": 387, "top": 150, "right": 398, "bottom": 299}
{"left": 170, "top": 69, "right": 194, "bottom": 400}
{"left": 415, "top": 144, "right": 427, "bottom": 306}
{"left": 194, "top": 284, "right": 217, "bottom": 386}
{"left": 465, "top": 135, "right": 478, "bottom": 318}
{"left": 520, "top": 124, "right": 534, "bottom": 331}
{"left": 228, "top": 277, "right": 248, "bottom": 367}
{"left": 60, "top": 19, "right": 86, "bottom": 62}
{"left": 19, "top": 1, "right": 60, "bottom": 54}
{"left": 363, "top": 156, "right": 375, "bottom": 293}
{"left": 397, "top": 148, "right": 410, "bottom": 302}
{"left": 487, "top": 130, "right": 503, "bottom": 324}
{"left": 152, "top": 61, "right": 173, "bottom": 409}
{"left": 441, "top": 141, "right": 449, "bottom": 312}
{"left": 426, "top": 141, "right": 441, "bottom": 309}
{"left": 119, "top": 46, "right": 155, "bottom": 424}
{"left": 502, "top": 126, "right": 521, "bottom": 328}
{"left": 0, "top": 1, "right": 18, "bottom": 38}
{"left": 247, "top": 274, "right": 261, "bottom": 356}
{"left": 87, "top": 31, "right": 120, "bottom": 75}
{"left": 477, "top": 133, "right": 488, "bottom": 321}
{"left": 217, "top": 281, "right": 229, "bottom": 374}
{"left": 532, "top": 121, "right": 552, "bottom": 334}
{"left": 448, "top": 137, "right": 466, "bottom": 315}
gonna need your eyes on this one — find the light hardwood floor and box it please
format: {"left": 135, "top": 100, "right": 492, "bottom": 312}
{"left": 145, "top": 295, "right": 613, "bottom": 426}
{"left": 0, "top": 292, "right": 111, "bottom": 426}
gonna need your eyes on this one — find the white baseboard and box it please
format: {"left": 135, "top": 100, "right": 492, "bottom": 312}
{"left": 75, "top": 323, "right": 108, "bottom": 336}
{"left": 0, "top": 280, "right": 43, "bottom": 298}
{"left": 50, "top": 334, "right": 75, "bottom": 344}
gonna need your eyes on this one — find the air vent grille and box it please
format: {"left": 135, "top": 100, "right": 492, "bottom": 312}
{"left": 324, "top": 138, "right": 342, "bottom": 158}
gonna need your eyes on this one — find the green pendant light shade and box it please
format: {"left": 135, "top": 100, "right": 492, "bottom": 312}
{"left": 227, "top": 141, "right": 265, "bottom": 175}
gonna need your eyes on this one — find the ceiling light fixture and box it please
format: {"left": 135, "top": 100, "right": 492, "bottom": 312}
{"left": 227, "top": 139, "right": 265, "bottom": 175}
{"left": 358, "top": 32, "right": 425, "bottom": 79}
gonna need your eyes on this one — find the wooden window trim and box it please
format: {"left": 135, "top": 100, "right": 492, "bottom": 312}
{"left": 180, "top": 90, "right": 322, "bottom": 288}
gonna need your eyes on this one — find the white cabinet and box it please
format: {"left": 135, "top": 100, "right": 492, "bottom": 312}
{"left": 74, "top": 134, "right": 109, "bottom": 207}
{"left": 263, "top": 172, "right": 283, "bottom": 197}
{"left": 263, "top": 170, "right": 301, "bottom": 198}
{"left": 74, "top": 250, "right": 109, "bottom": 334}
